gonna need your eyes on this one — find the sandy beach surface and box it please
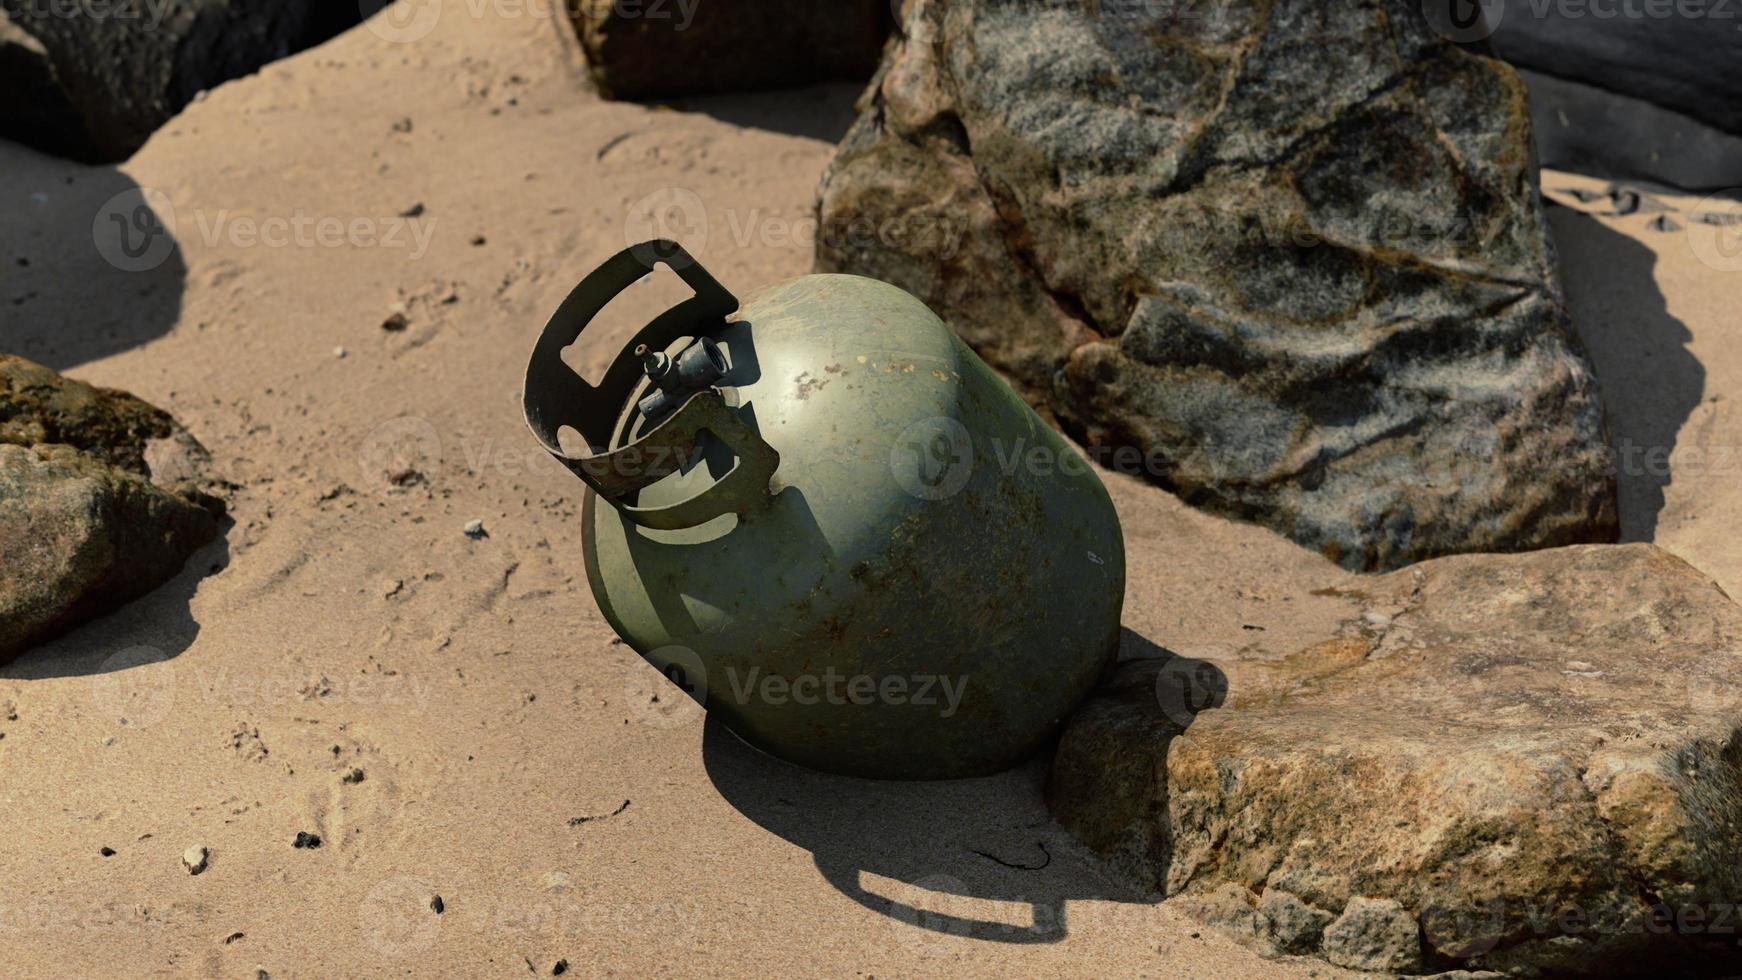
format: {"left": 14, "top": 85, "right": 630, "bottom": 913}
{"left": 1, "top": 7, "right": 1733, "bottom": 977}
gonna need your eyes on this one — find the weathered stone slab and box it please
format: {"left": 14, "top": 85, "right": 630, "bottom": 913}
{"left": 1049, "top": 543, "right": 1742, "bottom": 973}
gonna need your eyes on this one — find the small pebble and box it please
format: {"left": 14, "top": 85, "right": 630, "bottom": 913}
{"left": 292, "top": 832, "right": 322, "bottom": 849}
{"left": 392, "top": 117, "right": 414, "bottom": 133}
{"left": 183, "top": 845, "right": 209, "bottom": 875}
{"left": 1649, "top": 214, "right": 1682, "bottom": 233}
{"left": 342, "top": 768, "right": 366, "bottom": 784}
{"left": 463, "top": 519, "right": 488, "bottom": 540}
{"left": 382, "top": 311, "right": 409, "bottom": 332}
{"left": 100, "top": 847, "right": 116, "bottom": 857}
{"left": 333, "top": 346, "right": 347, "bottom": 359}
{"left": 470, "top": 234, "right": 487, "bottom": 246}
{"left": 430, "top": 895, "right": 445, "bottom": 914}
{"left": 553, "top": 961, "right": 568, "bottom": 975}
{"left": 400, "top": 202, "right": 426, "bottom": 218}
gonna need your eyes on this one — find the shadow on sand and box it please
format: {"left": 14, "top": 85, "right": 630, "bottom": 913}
{"left": 0, "top": 140, "right": 187, "bottom": 371}
{"left": 654, "top": 82, "right": 864, "bottom": 144}
{"left": 1548, "top": 204, "right": 1705, "bottom": 543}
{"left": 701, "top": 628, "right": 1225, "bottom": 945}
{"left": 0, "top": 531, "right": 229, "bottom": 683}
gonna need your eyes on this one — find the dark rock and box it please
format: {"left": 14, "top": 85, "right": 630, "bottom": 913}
{"left": 1048, "top": 544, "right": 1742, "bottom": 974}
{"left": 572, "top": 0, "right": 891, "bottom": 100}
{"left": 0, "top": 356, "right": 223, "bottom": 662}
{"left": 818, "top": 0, "right": 1618, "bottom": 571}
{"left": 292, "top": 832, "right": 321, "bottom": 849}
{"left": 0, "top": 1, "right": 361, "bottom": 162}
{"left": 1491, "top": 6, "right": 1742, "bottom": 190}
{"left": 1510, "top": 67, "right": 1742, "bottom": 192}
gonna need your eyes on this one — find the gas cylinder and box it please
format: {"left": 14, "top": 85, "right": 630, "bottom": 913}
{"left": 524, "top": 241, "right": 1125, "bottom": 779}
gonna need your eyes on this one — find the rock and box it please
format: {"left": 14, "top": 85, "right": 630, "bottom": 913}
{"left": 1491, "top": 9, "right": 1742, "bottom": 191}
{"left": 1259, "top": 888, "right": 1333, "bottom": 955}
{"left": 1321, "top": 897, "right": 1421, "bottom": 973}
{"left": 182, "top": 845, "right": 208, "bottom": 875}
{"left": 1, "top": 357, "right": 223, "bottom": 662}
{"left": 0, "top": 2, "right": 360, "bottom": 162}
{"left": 818, "top": 0, "right": 1618, "bottom": 572}
{"left": 292, "top": 832, "right": 321, "bottom": 849}
{"left": 571, "top": 0, "right": 890, "bottom": 100}
{"left": 1048, "top": 543, "right": 1742, "bottom": 974}
{"left": 463, "top": 519, "right": 487, "bottom": 540}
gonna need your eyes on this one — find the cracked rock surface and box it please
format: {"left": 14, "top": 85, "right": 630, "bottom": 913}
{"left": 0, "top": 356, "right": 224, "bottom": 662}
{"left": 1048, "top": 543, "right": 1742, "bottom": 974}
{"left": 818, "top": 0, "right": 1619, "bottom": 571}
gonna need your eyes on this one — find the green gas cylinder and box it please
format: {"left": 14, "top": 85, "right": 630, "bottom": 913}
{"left": 524, "top": 241, "right": 1124, "bottom": 779}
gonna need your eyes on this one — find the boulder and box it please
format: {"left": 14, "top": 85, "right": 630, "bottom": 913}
{"left": 817, "top": 0, "right": 1619, "bottom": 571}
{"left": 571, "top": 0, "right": 890, "bottom": 101}
{"left": 0, "top": 1, "right": 358, "bottom": 162}
{"left": 0, "top": 356, "right": 223, "bottom": 662}
{"left": 1048, "top": 544, "right": 1742, "bottom": 974}
{"left": 1490, "top": 6, "right": 1742, "bottom": 190}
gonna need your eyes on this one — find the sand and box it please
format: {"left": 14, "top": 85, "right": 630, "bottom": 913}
{"left": 0, "top": 7, "right": 1731, "bottom": 977}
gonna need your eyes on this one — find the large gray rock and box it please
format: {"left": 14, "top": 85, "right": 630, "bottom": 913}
{"left": 0, "top": 356, "right": 223, "bottom": 662}
{"left": 1048, "top": 544, "right": 1742, "bottom": 974}
{"left": 1490, "top": 4, "right": 1742, "bottom": 190}
{"left": 0, "top": 2, "right": 355, "bottom": 162}
{"left": 572, "top": 0, "right": 890, "bottom": 101}
{"left": 818, "top": 0, "right": 1619, "bottom": 571}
